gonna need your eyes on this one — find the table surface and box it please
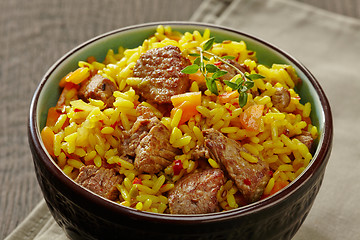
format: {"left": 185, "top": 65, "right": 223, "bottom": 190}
{"left": 1, "top": 0, "right": 359, "bottom": 239}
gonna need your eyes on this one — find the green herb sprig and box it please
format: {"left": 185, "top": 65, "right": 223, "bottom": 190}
{"left": 181, "top": 37, "right": 264, "bottom": 107}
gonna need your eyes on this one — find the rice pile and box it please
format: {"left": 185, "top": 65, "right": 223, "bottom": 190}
{"left": 42, "top": 25, "right": 318, "bottom": 213}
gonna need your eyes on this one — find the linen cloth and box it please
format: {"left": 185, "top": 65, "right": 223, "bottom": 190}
{"left": 5, "top": 0, "right": 360, "bottom": 239}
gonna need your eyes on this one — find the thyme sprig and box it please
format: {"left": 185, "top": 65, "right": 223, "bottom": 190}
{"left": 181, "top": 37, "right": 264, "bottom": 107}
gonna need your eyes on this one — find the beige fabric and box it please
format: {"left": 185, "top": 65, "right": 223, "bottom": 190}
{"left": 5, "top": 0, "right": 360, "bottom": 239}
{"left": 4, "top": 200, "right": 67, "bottom": 240}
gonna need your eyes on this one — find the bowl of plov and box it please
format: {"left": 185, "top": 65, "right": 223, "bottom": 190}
{"left": 28, "top": 22, "right": 333, "bottom": 240}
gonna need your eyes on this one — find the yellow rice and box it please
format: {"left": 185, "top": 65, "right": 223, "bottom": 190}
{"left": 43, "top": 25, "right": 318, "bottom": 214}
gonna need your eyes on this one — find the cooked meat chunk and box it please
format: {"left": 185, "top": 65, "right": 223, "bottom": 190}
{"left": 134, "top": 121, "right": 180, "bottom": 173}
{"left": 168, "top": 169, "right": 225, "bottom": 214}
{"left": 75, "top": 165, "right": 123, "bottom": 200}
{"left": 203, "top": 129, "right": 271, "bottom": 203}
{"left": 272, "top": 87, "right": 291, "bottom": 111}
{"left": 191, "top": 144, "right": 210, "bottom": 161}
{"left": 135, "top": 103, "right": 157, "bottom": 119}
{"left": 120, "top": 115, "right": 158, "bottom": 158}
{"left": 133, "top": 45, "right": 191, "bottom": 104}
{"left": 294, "top": 131, "right": 314, "bottom": 150}
{"left": 119, "top": 104, "right": 158, "bottom": 157}
{"left": 217, "top": 59, "right": 248, "bottom": 82}
{"left": 119, "top": 105, "right": 181, "bottom": 174}
{"left": 78, "top": 74, "right": 117, "bottom": 107}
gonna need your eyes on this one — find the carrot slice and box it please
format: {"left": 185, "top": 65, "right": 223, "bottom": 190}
{"left": 270, "top": 180, "right": 289, "bottom": 195}
{"left": 45, "top": 107, "right": 61, "bottom": 127}
{"left": 86, "top": 56, "right": 96, "bottom": 64}
{"left": 56, "top": 82, "right": 78, "bottom": 107}
{"left": 189, "top": 71, "right": 205, "bottom": 83}
{"left": 171, "top": 101, "right": 199, "bottom": 125}
{"left": 171, "top": 92, "right": 202, "bottom": 125}
{"left": 40, "top": 126, "right": 55, "bottom": 157}
{"left": 171, "top": 91, "right": 201, "bottom": 107}
{"left": 239, "top": 104, "right": 264, "bottom": 131}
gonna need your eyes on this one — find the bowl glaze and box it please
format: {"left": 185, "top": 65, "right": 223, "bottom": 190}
{"left": 28, "top": 22, "right": 333, "bottom": 240}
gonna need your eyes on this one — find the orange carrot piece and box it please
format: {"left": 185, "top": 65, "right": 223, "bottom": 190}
{"left": 189, "top": 71, "right": 205, "bottom": 83}
{"left": 40, "top": 126, "right": 55, "bottom": 157}
{"left": 56, "top": 82, "right": 78, "bottom": 107}
{"left": 86, "top": 56, "right": 96, "bottom": 64}
{"left": 171, "top": 101, "right": 199, "bottom": 125}
{"left": 171, "top": 91, "right": 201, "bottom": 108}
{"left": 270, "top": 180, "right": 289, "bottom": 195}
{"left": 171, "top": 92, "right": 202, "bottom": 125}
{"left": 58, "top": 76, "right": 67, "bottom": 88}
{"left": 239, "top": 104, "right": 264, "bottom": 132}
{"left": 46, "top": 107, "right": 61, "bottom": 127}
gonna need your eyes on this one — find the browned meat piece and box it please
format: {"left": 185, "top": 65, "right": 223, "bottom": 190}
{"left": 191, "top": 144, "right": 210, "bottom": 161}
{"left": 119, "top": 105, "right": 181, "bottom": 174}
{"left": 217, "top": 59, "right": 248, "bottom": 82}
{"left": 119, "top": 104, "right": 157, "bottom": 157}
{"left": 120, "top": 117, "right": 158, "bottom": 158}
{"left": 203, "top": 129, "right": 271, "bottom": 203}
{"left": 133, "top": 45, "right": 191, "bottom": 104}
{"left": 135, "top": 104, "right": 157, "bottom": 119}
{"left": 78, "top": 74, "right": 117, "bottom": 107}
{"left": 75, "top": 165, "right": 123, "bottom": 200}
{"left": 168, "top": 169, "right": 225, "bottom": 214}
{"left": 272, "top": 87, "right": 291, "bottom": 111}
{"left": 294, "top": 131, "right": 314, "bottom": 150}
{"left": 134, "top": 121, "right": 180, "bottom": 173}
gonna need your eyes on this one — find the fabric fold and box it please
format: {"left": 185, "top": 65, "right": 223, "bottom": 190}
{"left": 4, "top": 200, "right": 68, "bottom": 240}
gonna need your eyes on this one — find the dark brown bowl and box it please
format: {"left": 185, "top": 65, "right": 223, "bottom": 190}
{"left": 28, "top": 22, "right": 333, "bottom": 240}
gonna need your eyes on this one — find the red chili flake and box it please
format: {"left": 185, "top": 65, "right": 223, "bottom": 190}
{"left": 74, "top": 108, "right": 84, "bottom": 112}
{"left": 248, "top": 51, "right": 254, "bottom": 56}
{"left": 111, "top": 121, "right": 119, "bottom": 129}
{"left": 244, "top": 178, "right": 251, "bottom": 186}
{"left": 173, "top": 160, "right": 183, "bottom": 175}
{"left": 268, "top": 170, "right": 273, "bottom": 177}
{"left": 133, "top": 177, "right": 142, "bottom": 185}
{"left": 214, "top": 61, "right": 222, "bottom": 66}
{"left": 226, "top": 108, "right": 233, "bottom": 116}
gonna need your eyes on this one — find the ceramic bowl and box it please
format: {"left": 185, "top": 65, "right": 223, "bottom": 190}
{"left": 28, "top": 22, "right": 333, "bottom": 240}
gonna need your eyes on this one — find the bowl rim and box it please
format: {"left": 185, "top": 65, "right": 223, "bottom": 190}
{"left": 28, "top": 21, "right": 333, "bottom": 224}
